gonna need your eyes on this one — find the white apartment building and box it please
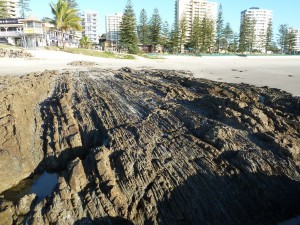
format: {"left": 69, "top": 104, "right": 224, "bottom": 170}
{"left": 241, "top": 7, "right": 273, "bottom": 52}
{"left": 0, "top": 0, "right": 19, "bottom": 18}
{"left": 175, "top": 0, "right": 217, "bottom": 42}
{"left": 82, "top": 11, "right": 99, "bottom": 43}
{"left": 289, "top": 28, "right": 300, "bottom": 52}
{"left": 105, "top": 13, "right": 122, "bottom": 44}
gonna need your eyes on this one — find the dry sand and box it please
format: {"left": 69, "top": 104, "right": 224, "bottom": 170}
{"left": 0, "top": 50, "right": 299, "bottom": 224}
{"left": 0, "top": 49, "right": 299, "bottom": 95}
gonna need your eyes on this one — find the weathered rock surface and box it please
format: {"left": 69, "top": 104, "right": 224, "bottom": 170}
{"left": 16, "top": 194, "right": 36, "bottom": 216}
{"left": 0, "top": 200, "right": 14, "bottom": 225}
{"left": 0, "top": 48, "right": 32, "bottom": 58}
{"left": 0, "top": 71, "right": 57, "bottom": 193}
{"left": 0, "top": 68, "right": 300, "bottom": 225}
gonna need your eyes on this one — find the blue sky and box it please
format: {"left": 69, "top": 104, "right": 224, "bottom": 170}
{"left": 30, "top": 0, "right": 300, "bottom": 36}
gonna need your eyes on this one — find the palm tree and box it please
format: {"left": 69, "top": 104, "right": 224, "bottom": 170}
{"left": 79, "top": 36, "right": 91, "bottom": 49}
{"left": 50, "top": 0, "right": 82, "bottom": 48}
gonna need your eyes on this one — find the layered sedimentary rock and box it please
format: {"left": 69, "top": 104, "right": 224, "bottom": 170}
{"left": 0, "top": 71, "right": 57, "bottom": 193}
{"left": 0, "top": 68, "right": 299, "bottom": 225}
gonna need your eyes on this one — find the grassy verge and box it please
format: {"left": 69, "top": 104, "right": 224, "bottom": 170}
{"left": 0, "top": 44, "right": 21, "bottom": 49}
{"left": 140, "top": 54, "right": 165, "bottom": 59}
{"left": 152, "top": 52, "right": 300, "bottom": 57}
{"left": 45, "top": 46, "right": 135, "bottom": 59}
{"left": 44, "top": 46, "right": 60, "bottom": 51}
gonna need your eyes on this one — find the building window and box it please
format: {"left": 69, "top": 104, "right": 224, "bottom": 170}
{"left": 26, "top": 22, "right": 34, "bottom": 28}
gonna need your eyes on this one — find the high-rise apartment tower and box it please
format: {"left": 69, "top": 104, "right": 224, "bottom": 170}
{"left": 105, "top": 13, "right": 122, "bottom": 43}
{"left": 0, "top": 0, "right": 19, "bottom": 18}
{"left": 289, "top": 28, "right": 300, "bottom": 52}
{"left": 175, "top": 0, "right": 217, "bottom": 42}
{"left": 82, "top": 11, "right": 100, "bottom": 43}
{"left": 240, "top": 7, "right": 273, "bottom": 52}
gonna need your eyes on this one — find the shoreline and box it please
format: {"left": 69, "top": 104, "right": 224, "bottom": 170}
{"left": 0, "top": 49, "right": 299, "bottom": 96}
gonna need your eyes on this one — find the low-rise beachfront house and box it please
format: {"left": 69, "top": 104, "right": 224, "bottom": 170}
{"left": 0, "top": 15, "right": 81, "bottom": 48}
{"left": 43, "top": 22, "right": 81, "bottom": 48}
{"left": 0, "top": 18, "right": 23, "bottom": 45}
{"left": 20, "top": 15, "right": 44, "bottom": 48}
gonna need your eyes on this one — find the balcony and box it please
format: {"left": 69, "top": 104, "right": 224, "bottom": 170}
{"left": 0, "top": 30, "right": 22, "bottom": 37}
{"left": 23, "top": 27, "right": 43, "bottom": 35}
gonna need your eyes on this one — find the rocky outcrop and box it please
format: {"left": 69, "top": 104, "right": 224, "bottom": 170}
{"left": 0, "top": 68, "right": 299, "bottom": 225}
{"left": 0, "top": 48, "right": 32, "bottom": 58}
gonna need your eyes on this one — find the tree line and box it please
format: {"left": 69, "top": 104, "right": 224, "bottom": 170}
{"left": 119, "top": 0, "right": 297, "bottom": 54}
{"left": 0, "top": 0, "right": 297, "bottom": 54}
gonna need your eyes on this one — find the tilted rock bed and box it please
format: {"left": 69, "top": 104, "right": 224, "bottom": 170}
{"left": 0, "top": 68, "right": 299, "bottom": 225}
{"left": 0, "top": 48, "right": 32, "bottom": 58}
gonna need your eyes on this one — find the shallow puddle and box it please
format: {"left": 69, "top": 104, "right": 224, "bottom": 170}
{"left": 259, "top": 95, "right": 266, "bottom": 103}
{"left": 2, "top": 172, "right": 58, "bottom": 204}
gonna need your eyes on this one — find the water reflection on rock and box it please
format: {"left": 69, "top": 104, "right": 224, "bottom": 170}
{"left": 3, "top": 172, "right": 58, "bottom": 204}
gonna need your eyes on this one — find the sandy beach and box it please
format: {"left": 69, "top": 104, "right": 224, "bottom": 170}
{"left": 0, "top": 50, "right": 299, "bottom": 96}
